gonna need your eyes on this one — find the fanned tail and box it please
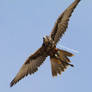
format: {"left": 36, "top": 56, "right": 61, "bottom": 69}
{"left": 50, "top": 49, "right": 74, "bottom": 76}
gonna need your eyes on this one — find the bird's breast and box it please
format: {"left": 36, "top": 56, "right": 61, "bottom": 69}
{"left": 45, "top": 47, "right": 57, "bottom": 57}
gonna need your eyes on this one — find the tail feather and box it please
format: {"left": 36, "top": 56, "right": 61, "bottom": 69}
{"left": 58, "top": 49, "right": 74, "bottom": 57}
{"left": 50, "top": 57, "right": 68, "bottom": 76}
{"left": 50, "top": 49, "right": 74, "bottom": 76}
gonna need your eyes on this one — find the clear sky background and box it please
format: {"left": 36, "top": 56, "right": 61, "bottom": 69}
{"left": 0, "top": 0, "right": 92, "bottom": 92}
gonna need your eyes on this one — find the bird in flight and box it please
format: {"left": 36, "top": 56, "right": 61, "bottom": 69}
{"left": 10, "top": 0, "right": 81, "bottom": 87}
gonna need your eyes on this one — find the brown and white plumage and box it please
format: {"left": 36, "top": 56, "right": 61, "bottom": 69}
{"left": 10, "top": 0, "right": 80, "bottom": 87}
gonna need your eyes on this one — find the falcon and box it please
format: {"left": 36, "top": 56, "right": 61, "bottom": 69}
{"left": 10, "top": 0, "right": 80, "bottom": 87}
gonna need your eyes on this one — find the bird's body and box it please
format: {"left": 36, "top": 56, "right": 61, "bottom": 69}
{"left": 10, "top": 0, "right": 81, "bottom": 87}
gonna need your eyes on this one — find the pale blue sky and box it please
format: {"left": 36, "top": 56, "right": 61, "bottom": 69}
{"left": 0, "top": 0, "right": 92, "bottom": 92}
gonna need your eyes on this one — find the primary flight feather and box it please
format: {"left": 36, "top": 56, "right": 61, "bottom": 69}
{"left": 10, "top": 0, "right": 81, "bottom": 87}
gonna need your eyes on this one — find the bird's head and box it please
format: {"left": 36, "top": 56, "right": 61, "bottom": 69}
{"left": 43, "top": 35, "right": 55, "bottom": 48}
{"left": 43, "top": 35, "right": 49, "bottom": 45}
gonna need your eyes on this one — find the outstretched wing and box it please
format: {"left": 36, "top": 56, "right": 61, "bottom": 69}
{"left": 50, "top": 0, "right": 80, "bottom": 44}
{"left": 10, "top": 46, "right": 47, "bottom": 87}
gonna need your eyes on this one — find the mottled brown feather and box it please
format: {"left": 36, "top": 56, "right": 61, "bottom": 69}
{"left": 10, "top": 46, "right": 47, "bottom": 87}
{"left": 10, "top": 0, "right": 80, "bottom": 87}
{"left": 50, "top": 0, "right": 80, "bottom": 44}
{"left": 50, "top": 48, "right": 74, "bottom": 76}
{"left": 50, "top": 57, "right": 68, "bottom": 76}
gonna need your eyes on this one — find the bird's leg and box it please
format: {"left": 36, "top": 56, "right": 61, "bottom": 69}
{"left": 54, "top": 53, "right": 74, "bottom": 67}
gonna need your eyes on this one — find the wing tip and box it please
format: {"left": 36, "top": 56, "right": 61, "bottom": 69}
{"left": 76, "top": 0, "right": 81, "bottom": 4}
{"left": 10, "top": 78, "right": 16, "bottom": 87}
{"left": 10, "top": 80, "right": 15, "bottom": 87}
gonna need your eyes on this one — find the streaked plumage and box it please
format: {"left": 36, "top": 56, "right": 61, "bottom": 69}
{"left": 10, "top": 0, "right": 80, "bottom": 87}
